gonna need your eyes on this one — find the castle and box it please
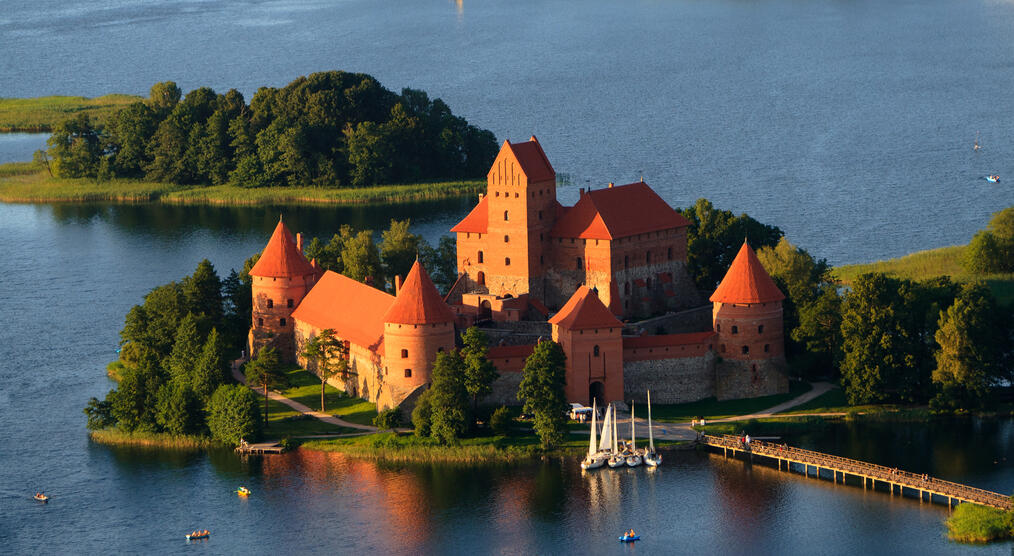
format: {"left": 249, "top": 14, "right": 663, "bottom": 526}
{"left": 247, "top": 137, "right": 788, "bottom": 411}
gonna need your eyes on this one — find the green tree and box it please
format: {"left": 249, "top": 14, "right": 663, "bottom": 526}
{"left": 120, "top": 282, "right": 187, "bottom": 359}
{"left": 419, "top": 235, "right": 457, "bottom": 291}
{"left": 380, "top": 219, "right": 422, "bottom": 286}
{"left": 245, "top": 346, "right": 287, "bottom": 428}
{"left": 207, "top": 384, "right": 262, "bottom": 446}
{"left": 108, "top": 365, "right": 164, "bottom": 432}
{"left": 489, "top": 406, "right": 513, "bottom": 436}
{"left": 461, "top": 327, "right": 499, "bottom": 422}
{"left": 411, "top": 389, "right": 433, "bottom": 437}
{"left": 147, "top": 81, "right": 182, "bottom": 116}
{"left": 47, "top": 114, "right": 103, "bottom": 178}
{"left": 517, "top": 340, "right": 568, "bottom": 449}
{"left": 221, "top": 268, "right": 250, "bottom": 351}
{"left": 84, "top": 396, "right": 116, "bottom": 430}
{"left": 341, "top": 229, "right": 384, "bottom": 286}
{"left": 792, "top": 284, "right": 843, "bottom": 373}
{"left": 192, "top": 328, "right": 228, "bottom": 402}
{"left": 373, "top": 408, "right": 401, "bottom": 431}
{"left": 931, "top": 283, "right": 1006, "bottom": 410}
{"left": 155, "top": 379, "right": 205, "bottom": 435}
{"left": 108, "top": 101, "right": 157, "bottom": 177}
{"left": 299, "top": 328, "right": 348, "bottom": 412}
{"left": 183, "top": 258, "right": 223, "bottom": 326}
{"left": 165, "top": 313, "right": 203, "bottom": 383}
{"left": 427, "top": 350, "right": 470, "bottom": 444}
{"left": 963, "top": 208, "right": 1014, "bottom": 274}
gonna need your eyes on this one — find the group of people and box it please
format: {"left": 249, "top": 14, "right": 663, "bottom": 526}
{"left": 189, "top": 530, "right": 209, "bottom": 538}
{"left": 624, "top": 529, "right": 637, "bottom": 538}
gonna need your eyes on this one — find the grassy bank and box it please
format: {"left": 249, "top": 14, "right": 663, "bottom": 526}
{"left": 834, "top": 244, "right": 1014, "bottom": 306}
{"left": 945, "top": 503, "right": 1014, "bottom": 543}
{"left": 651, "top": 380, "right": 811, "bottom": 422}
{"left": 301, "top": 431, "right": 592, "bottom": 463}
{"left": 0, "top": 95, "right": 142, "bottom": 132}
{"left": 0, "top": 165, "right": 484, "bottom": 206}
{"left": 695, "top": 415, "right": 836, "bottom": 437}
{"left": 89, "top": 428, "right": 219, "bottom": 449}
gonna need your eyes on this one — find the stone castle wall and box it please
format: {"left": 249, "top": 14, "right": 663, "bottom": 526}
{"left": 622, "top": 351, "right": 716, "bottom": 404}
{"left": 714, "top": 357, "right": 788, "bottom": 401}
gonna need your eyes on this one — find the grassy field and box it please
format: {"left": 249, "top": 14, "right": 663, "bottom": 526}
{"left": 944, "top": 503, "right": 1014, "bottom": 543}
{"left": 253, "top": 366, "right": 377, "bottom": 436}
{"left": 0, "top": 164, "right": 484, "bottom": 206}
{"left": 0, "top": 95, "right": 142, "bottom": 132}
{"left": 650, "top": 380, "right": 812, "bottom": 422}
{"left": 694, "top": 415, "right": 836, "bottom": 437}
{"left": 89, "top": 429, "right": 219, "bottom": 449}
{"left": 834, "top": 244, "right": 1014, "bottom": 306}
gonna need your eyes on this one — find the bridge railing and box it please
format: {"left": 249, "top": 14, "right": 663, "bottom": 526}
{"left": 701, "top": 434, "right": 1011, "bottom": 509}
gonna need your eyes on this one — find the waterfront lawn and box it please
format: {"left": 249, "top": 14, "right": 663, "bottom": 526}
{"left": 0, "top": 94, "right": 142, "bottom": 132}
{"left": 694, "top": 415, "right": 834, "bottom": 437}
{"left": 651, "top": 380, "right": 811, "bottom": 422}
{"left": 945, "top": 503, "right": 1014, "bottom": 543}
{"left": 274, "top": 367, "right": 378, "bottom": 426}
{"left": 0, "top": 165, "right": 484, "bottom": 206}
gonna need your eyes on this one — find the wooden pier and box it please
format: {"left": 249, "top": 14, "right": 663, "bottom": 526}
{"left": 235, "top": 441, "right": 284, "bottom": 454}
{"left": 700, "top": 434, "right": 1011, "bottom": 510}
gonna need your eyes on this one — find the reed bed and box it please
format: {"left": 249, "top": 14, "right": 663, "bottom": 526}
{"left": 945, "top": 503, "right": 1014, "bottom": 543}
{"left": 0, "top": 94, "right": 141, "bottom": 132}
{"left": 89, "top": 429, "right": 218, "bottom": 449}
{"left": 302, "top": 432, "right": 582, "bottom": 464}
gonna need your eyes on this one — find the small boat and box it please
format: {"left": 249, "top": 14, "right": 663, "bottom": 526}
{"left": 625, "top": 403, "right": 642, "bottom": 467}
{"left": 618, "top": 533, "right": 640, "bottom": 542}
{"left": 186, "top": 531, "right": 210, "bottom": 540}
{"left": 986, "top": 175, "right": 1000, "bottom": 183}
{"left": 33, "top": 493, "right": 48, "bottom": 502}
{"left": 606, "top": 404, "right": 626, "bottom": 468}
{"left": 237, "top": 486, "right": 251, "bottom": 496}
{"left": 644, "top": 391, "right": 662, "bottom": 468}
{"left": 580, "top": 399, "right": 606, "bottom": 470}
{"left": 974, "top": 131, "right": 981, "bottom": 152}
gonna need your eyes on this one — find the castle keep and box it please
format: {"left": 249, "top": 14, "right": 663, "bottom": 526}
{"left": 248, "top": 137, "right": 788, "bottom": 411}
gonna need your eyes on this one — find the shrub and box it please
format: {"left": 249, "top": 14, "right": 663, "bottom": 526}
{"left": 412, "top": 390, "right": 432, "bottom": 437}
{"left": 945, "top": 503, "right": 1014, "bottom": 543}
{"left": 207, "top": 384, "right": 261, "bottom": 446}
{"left": 490, "top": 406, "right": 513, "bottom": 436}
{"left": 374, "top": 408, "right": 401, "bottom": 431}
{"left": 83, "top": 396, "right": 116, "bottom": 431}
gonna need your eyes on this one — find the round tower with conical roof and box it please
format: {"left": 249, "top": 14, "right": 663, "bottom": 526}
{"left": 382, "top": 261, "right": 457, "bottom": 404}
{"left": 248, "top": 217, "right": 318, "bottom": 362}
{"left": 710, "top": 241, "right": 787, "bottom": 399}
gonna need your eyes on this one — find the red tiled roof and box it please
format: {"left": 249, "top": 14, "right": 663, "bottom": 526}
{"left": 548, "top": 286, "right": 623, "bottom": 330}
{"left": 551, "top": 182, "right": 690, "bottom": 240}
{"left": 488, "top": 344, "right": 536, "bottom": 360}
{"left": 249, "top": 219, "right": 316, "bottom": 278}
{"left": 383, "top": 261, "right": 456, "bottom": 325}
{"left": 503, "top": 136, "right": 555, "bottom": 183}
{"left": 451, "top": 194, "right": 489, "bottom": 234}
{"left": 709, "top": 242, "right": 785, "bottom": 304}
{"left": 291, "top": 271, "right": 394, "bottom": 349}
{"left": 623, "top": 331, "right": 717, "bottom": 349}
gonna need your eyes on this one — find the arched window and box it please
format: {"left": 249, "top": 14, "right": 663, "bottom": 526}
{"left": 504, "top": 235, "right": 509, "bottom": 243}
{"left": 624, "top": 282, "right": 630, "bottom": 294}
{"left": 758, "top": 325, "right": 765, "bottom": 334}
{"left": 624, "top": 255, "right": 629, "bottom": 269}
{"left": 280, "top": 318, "right": 286, "bottom": 326}
{"left": 505, "top": 257, "right": 511, "bottom": 266}
{"left": 716, "top": 323, "right": 721, "bottom": 332}
{"left": 478, "top": 251, "right": 484, "bottom": 263}
{"left": 667, "top": 247, "right": 673, "bottom": 260}
{"left": 731, "top": 325, "right": 739, "bottom": 334}
{"left": 401, "top": 349, "right": 408, "bottom": 358}
{"left": 477, "top": 271, "right": 485, "bottom": 286}
{"left": 576, "top": 257, "right": 583, "bottom": 270}
{"left": 267, "top": 299, "right": 274, "bottom": 308}
{"left": 287, "top": 299, "right": 293, "bottom": 308}
{"left": 504, "top": 210, "right": 509, "bottom": 221}
{"left": 593, "top": 345, "right": 600, "bottom": 357}
{"left": 540, "top": 255, "right": 544, "bottom": 265}
{"left": 741, "top": 345, "right": 749, "bottom": 354}
{"left": 404, "top": 369, "right": 412, "bottom": 378}
{"left": 646, "top": 251, "right": 651, "bottom": 264}
{"left": 764, "top": 344, "right": 770, "bottom": 353}
{"left": 646, "top": 278, "right": 651, "bottom": 288}
{"left": 257, "top": 318, "right": 263, "bottom": 326}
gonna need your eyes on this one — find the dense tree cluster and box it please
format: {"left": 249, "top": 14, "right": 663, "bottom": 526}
{"left": 963, "top": 207, "right": 1014, "bottom": 274}
{"left": 48, "top": 72, "right": 499, "bottom": 188}
{"left": 83, "top": 259, "right": 260, "bottom": 444}
{"left": 517, "top": 340, "right": 569, "bottom": 449}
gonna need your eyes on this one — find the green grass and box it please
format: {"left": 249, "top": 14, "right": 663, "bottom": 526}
{"left": 301, "top": 431, "right": 587, "bottom": 463}
{"left": 271, "top": 367, "right": 379, "bottom": 426}
{"left": 834, "top": 244, "right": 1014, "bottom": 306}
{"left": 89, "top": 428, "right": 219, "bottom": 449}
{"left": 0, "top": 94, "right": 142, "bottom": 132}
{"left": 695, "top": 415, "right": 835, "bottom": 437}
{"left": 0, "top": 165, "right": 484, "bottom": 206}
{"left": 651, "top": 380, "right": 812, "bottom": 422}
{"left": 945, "top": 503, "right": 1014, "bottom": 543}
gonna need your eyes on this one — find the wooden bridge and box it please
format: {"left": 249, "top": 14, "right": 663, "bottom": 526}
{"left": 700, "top": 434, "right": 1012, "bottom": 510}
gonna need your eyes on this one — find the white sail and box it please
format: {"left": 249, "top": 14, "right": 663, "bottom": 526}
{"left": 630, "top": 403, "right": 636, "bottom": 451}
{"left": 588, "top": 398, "right": 598, "bottom": 457}
{"left": 598, "top": 404, "right": 613, "bottom": 452}
{"left": 648, "top": 390, "right": 655, "bottom": 452}
{"left": 612, "top": 404, "right": 619, "bottom": 453}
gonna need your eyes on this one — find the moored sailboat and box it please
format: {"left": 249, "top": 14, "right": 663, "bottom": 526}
{"left": 644, "top": 391, "right": 662, "bottom": 467}
{"left": 607, "top": 403, "right": 626, "bottom": 468}
{"left": 581, "top": 399, "right": 606, "bottom": 470}
{"left": 626, "top": 403, "right": 642, "bottom": 467}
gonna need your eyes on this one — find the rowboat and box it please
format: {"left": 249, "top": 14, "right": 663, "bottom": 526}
{"left": 237, "top": 486, "right": 251, "bottom": 496}
{"left": 186, "top": 531, "right": 210, "bottom": 540}
{"left": 619, "top": 533, "right": 640, "bottom": 542}
{"left": 33, "top": 493, "right": 48, "bottom": 502}
{"left": 987, "top": 175, "right": 1000, "bottom": 183}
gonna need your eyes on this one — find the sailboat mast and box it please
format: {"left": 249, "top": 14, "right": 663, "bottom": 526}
{"left": 630, "top": 403, "right": 635, "bottom": 450}
{"left": 648, "top": 390, "right": 654, "bottom": 451}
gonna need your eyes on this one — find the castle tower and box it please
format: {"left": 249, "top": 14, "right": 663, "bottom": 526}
{"left": 382, "top": 261, "right": 457, "bottom": 405}
{"left": 710, "top": 241, "right": 788, "bottom": 399}
{"left": 549, "top": 286, "right": 624, "bottom": 406}
{"left": 248, "top": 217, "right": 317, "bottom": 362}
{"left": 452, "top": 136, "right": 557, "bottom": 299}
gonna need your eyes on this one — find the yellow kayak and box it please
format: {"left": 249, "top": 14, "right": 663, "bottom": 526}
{"left": 237, "top": 487, "right": 251, "bottom": 496}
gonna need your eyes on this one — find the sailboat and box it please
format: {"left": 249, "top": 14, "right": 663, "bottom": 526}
{"left": 625, "top": 403, "right": 642, "bottom": 467}
{"left": 974, "top": 131, "right": 981, "bottom": 152}
{"left": 607, "top": 403, "right": 625, "bottom": 468}
{"left": 581, "top": 399, "right": 606, "bottom": 470}
{"left": 644, "top": 390, "right": 662, "bottom": 467}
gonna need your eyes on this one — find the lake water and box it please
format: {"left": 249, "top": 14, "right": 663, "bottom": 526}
{"left": 1, "top": 201, "right": 1012, "bottom": 554}
{"left": 1, "top": 0, "right": 1013, "bottom": 264}
{"left": 2, "top": 0, "right": 1014, "bottom": 553}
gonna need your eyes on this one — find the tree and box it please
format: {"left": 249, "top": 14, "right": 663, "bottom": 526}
{"left": 207, "top": 384, "right": 262, "bottom": 446}
{"left": 183, "top": 258, "right": 223, "bottom": 326}
{"left": 192, "top": 328, "right": 228, "bottom": 402}
{"left": 931, "top": 283, "right": 1006, "bottom": 410}
{"left": 108, "top": 364, "right": 163, "bottom": 432}
{"left": 411, "top": 389, "right": 433, "bottom": 437}
{"left": 245, "top": 346, "right": 287, "bottom": 427}
{"left": 299, "top": 328, "right": 348, "bottom": 412}
{"left": 84, "top": 396, "right": 116, "bottom": 430}
{"left": 373, "top": 408, "right": 401, "bottom": 431}
{"left": 147, "top": 81, "right": 182, "bottom": 116}
{"left": 341, "top": 229, "right": 384, "bottom": 286}
{"left": 963, "top": 208, "right": 1014, "bottom": 274}
{"left": 47, "top": 114, "right": 103, "bottom": 178}
{"left": 380, "top": 219, "right": 422, "bottom": 287}
{"left": 793, "top": 284, "right": 843, "bottom": 374}
{"left": 155, "top": 379, "right": 204, "bottom": 435}
{"left": 461, "top": 327, "right": 498, "bottom": 422}
{"left": 490, "top": 406, "right": 513, "bottom": 436}
{"left": 120, "top": 281, "right": 187, "bottom": 359}
{"left": 427, "top": 350, "right": 470, "bottom": 444}
{"left": 517, "top": 340, "right": 568, "bottom": 449}
{"left": 165, "top": 313, "right": 203, "bottom": 384}
{"left": 419, "top": 235, "right": 457, "bottom": 291}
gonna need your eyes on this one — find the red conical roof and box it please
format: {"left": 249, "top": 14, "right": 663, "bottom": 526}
{"left": 709, "top": 242, "right": 785, "bottom": 304}
{"left": 383, "top": 261, "right": 456, "bottom": 325}
{"left": 249, "top": 218, "right": 316, "bottom": 278}
{"left": 549, "top": 286, "right": 623, "bottom": 330}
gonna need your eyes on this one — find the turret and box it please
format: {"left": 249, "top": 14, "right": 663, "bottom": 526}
{"left": 382, "top": 261, "right": 457, "bottom": 396}
{"left": 248, "top": 217, "right": 317, "bottom": 362}
{"left": 549, "top": 286, "right": 624, "bottom": 406}
{"left": 710, "top": 241, "right": 785, "bottom": 361}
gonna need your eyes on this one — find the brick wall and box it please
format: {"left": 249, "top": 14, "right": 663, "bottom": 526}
{"left": 714, "top": 357, "right": 788, "bottom": 401}
{"left": 622, "top": 351, "right": 716, "bottom": 404}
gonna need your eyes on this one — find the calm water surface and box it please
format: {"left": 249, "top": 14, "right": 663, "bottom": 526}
{"left": 2, "top": 0, "right": 1013, "bottom": 264}
{"left": 0, "top": 202, "right": 1011, "bottom": 554}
